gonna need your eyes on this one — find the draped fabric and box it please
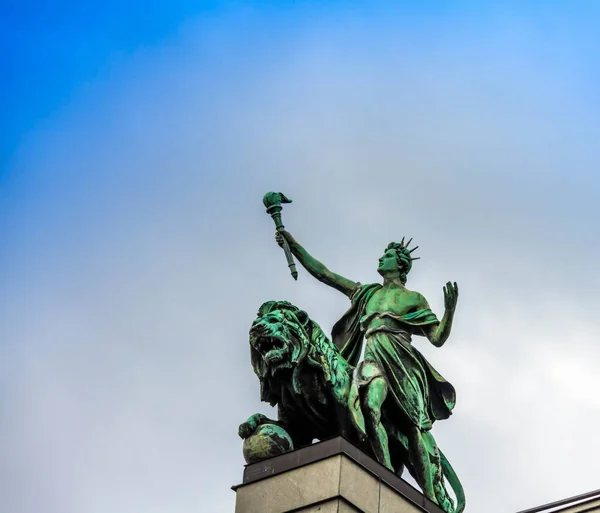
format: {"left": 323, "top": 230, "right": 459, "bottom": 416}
{"left": 332, "top": 283, "right": 456, "bottom": 431}
{"left": 332, "top": 283, "right": 380, "bottom": 364}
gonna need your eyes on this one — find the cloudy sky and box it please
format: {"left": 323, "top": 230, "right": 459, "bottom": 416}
{"left": 2, "top": 2, "right": 600, "bottom": 512}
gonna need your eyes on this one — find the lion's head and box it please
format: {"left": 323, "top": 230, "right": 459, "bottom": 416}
{"left": 250, "top": 301, "right": 311, "bottom": 376}
{"left": 249, "top": 301, "right": 351, "bottom": 406}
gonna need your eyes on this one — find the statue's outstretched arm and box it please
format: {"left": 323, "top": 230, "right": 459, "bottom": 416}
{"left": 276, "top": 231, "right": 358, "bottom": 298}
{"left": 425, "top": 282, "right": 458, "bottom": 347}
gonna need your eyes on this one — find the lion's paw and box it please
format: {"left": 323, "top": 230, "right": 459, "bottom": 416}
{"left": 238, "top": 413, "right": 269, "bottom": 439}
{"left": 238, "top": 421, "right": 256, "bottom": 439}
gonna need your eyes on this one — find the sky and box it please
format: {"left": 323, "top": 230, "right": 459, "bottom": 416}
{"left": 2, "top": 1, "right": 600, "bottom": 512}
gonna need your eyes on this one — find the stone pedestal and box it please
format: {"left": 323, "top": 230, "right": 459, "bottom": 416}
{"left": 233, "top": 437, "right": 444, "bottom": 513}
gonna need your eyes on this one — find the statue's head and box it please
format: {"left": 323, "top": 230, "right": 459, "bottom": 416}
{"left": 377, "top": 238, "right": 420, "bottom": 284}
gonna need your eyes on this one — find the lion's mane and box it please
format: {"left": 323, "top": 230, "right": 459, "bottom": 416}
{"left": 250, "top": 301, "right": 351, "bottom": 408}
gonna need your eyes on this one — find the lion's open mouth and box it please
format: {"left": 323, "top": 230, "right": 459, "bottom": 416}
{"left": 256, "top": 336, "right": 282, "bottom": 352}
{"left": 254, "top": 335, "right": 288, "bottom": 364}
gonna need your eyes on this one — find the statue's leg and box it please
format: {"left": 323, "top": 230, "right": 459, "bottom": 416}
{"left": 384, "top": 420, "right": 409, "bottom": 478}
{"left": 408, "top": 426, "right": 437, "bottom": 503}
{"left": 335, "top": 403, "right": 353, "bottom": 440}
{"left": 408, "top": 427, "right": 454, "bottom": 512}
{"left": 362, "top": 376, "right": 394, "bottom": 472}
{"left": 422, "top": 430, "right": 454, "bottom": 512}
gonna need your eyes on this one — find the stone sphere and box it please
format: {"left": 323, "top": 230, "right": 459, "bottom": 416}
{"left": 242, "top": 424, "right": 294, "bottom": 464}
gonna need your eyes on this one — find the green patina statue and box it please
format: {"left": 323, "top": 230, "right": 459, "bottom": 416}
{"left": 239, "top": 193, "right": 465, "bottom": 513}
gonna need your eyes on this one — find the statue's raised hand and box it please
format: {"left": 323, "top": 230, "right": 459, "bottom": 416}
{"left": 443, "top": 281, "right": 459, "bottom": 312}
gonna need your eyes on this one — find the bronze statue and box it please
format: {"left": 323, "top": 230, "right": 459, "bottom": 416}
{"left": 239, "top": 193, "right": 465, "bottom": 513}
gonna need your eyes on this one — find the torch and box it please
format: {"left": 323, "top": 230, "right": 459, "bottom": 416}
{"left": 263, "top": 192, "right": 298, "bottom": 280}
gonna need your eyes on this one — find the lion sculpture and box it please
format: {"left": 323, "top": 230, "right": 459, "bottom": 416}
{"left": 239, "top": 301, "right": 356, "bottom": 450}
{"left": 239, "top": 300, "right": 465, "bottom": 513}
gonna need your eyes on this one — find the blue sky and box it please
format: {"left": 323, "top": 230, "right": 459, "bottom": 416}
{"left": 3, "top": 0, "right": 206, "bottom": 165}
{"left": 3, "top": 0, "right": 600, "bottom": 169}
{"left": 2, "top": 2, "right": 600, "bottom": 513}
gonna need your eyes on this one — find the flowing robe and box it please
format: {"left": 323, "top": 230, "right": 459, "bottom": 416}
{"left": 332, "top": 283, "right": 455, "bottom": 432}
